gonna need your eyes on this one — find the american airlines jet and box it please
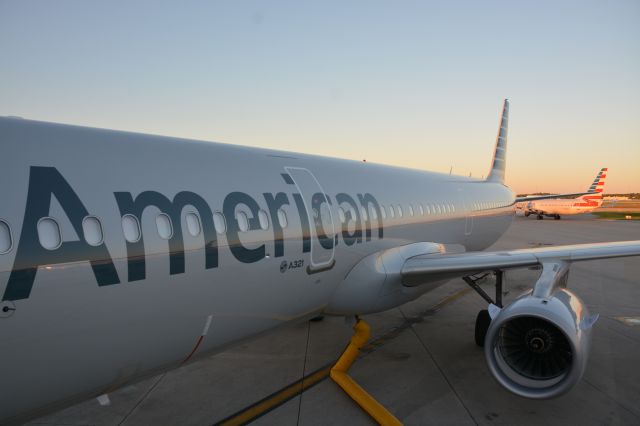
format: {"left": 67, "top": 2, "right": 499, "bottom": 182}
{"left": 516, "top": 168, "right": 607, "bottom": 219}
{"left": 1, "top": 101, "right": 639, "bottom": 425}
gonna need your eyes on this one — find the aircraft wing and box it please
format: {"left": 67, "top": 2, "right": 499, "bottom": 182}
{"left": 402, "top": 240, "right": 640, "bottom": 286}
{"left": 515, "top": 192, "right": 595, "bottom": 203}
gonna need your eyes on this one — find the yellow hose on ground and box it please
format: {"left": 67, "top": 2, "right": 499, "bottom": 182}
{"left": 330, "top": 319, "right": 403, "bottom": 426}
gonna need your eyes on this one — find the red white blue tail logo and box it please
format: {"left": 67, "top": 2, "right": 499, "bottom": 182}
{"left": 575, "top": 168, "right": 607, "bottom": 207}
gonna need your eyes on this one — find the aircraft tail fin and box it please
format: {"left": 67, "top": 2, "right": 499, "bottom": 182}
{"left": 578, "top": 168, "right": 608, "bottom": 206}
{"left": 486, "top": 99, "right": 509, "bottom": 183}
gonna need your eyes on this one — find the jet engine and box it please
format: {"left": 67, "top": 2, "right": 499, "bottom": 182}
{"left": 484, "top": 287, "right": 596, "bottom": 399}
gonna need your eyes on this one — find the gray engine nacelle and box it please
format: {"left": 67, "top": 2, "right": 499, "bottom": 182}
{"left": 484, "top": 287, "right": 596, "bottom": 399}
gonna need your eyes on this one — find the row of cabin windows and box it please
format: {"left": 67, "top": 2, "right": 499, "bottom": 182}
{"left": 379, "top": 199, "right": 511, "bottom": 219}
{"left": 334, "top": 202, "right": 459, "bottom": 225}
{"left": 35, "top": 216, "right": 105, "bottom": 251}
{"left": 0, "top": 200, "right": 511, "bottom": 253}
{"left": 375, "top": 202, "right": 457, "bottom": 220}
{"left": 0, "top": 208, "right": 291, "bottom": 252}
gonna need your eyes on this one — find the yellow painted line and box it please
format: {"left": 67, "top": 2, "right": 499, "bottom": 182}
{"left": 215, "top": 365, "right": 332, "bottom": 426}
{"left": 214, "top": 286, "right": 471, "bottom": 425}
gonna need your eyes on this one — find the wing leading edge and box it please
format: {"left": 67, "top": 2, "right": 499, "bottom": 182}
{"left": 402, "top": 240, "right": 640, "bottom": 286}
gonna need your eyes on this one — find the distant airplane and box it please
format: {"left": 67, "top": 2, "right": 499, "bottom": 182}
{"left": 1, "top": 102, "right": 639, "bottom": 425}
{"left": 516, "top": 168, "right": 607, "bottom": 219}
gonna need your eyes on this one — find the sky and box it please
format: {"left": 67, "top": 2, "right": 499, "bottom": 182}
{"left": 1, "top": 0, "right": 639, "bottom": 194}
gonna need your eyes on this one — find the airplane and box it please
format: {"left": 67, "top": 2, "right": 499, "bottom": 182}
{"left": 515, "top": 168, "right": 608, "bottom": 220}
{"left": 1, "top": 100, "right": 639, "bottom": 425}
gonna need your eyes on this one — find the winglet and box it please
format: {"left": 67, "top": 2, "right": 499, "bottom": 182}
{"left": 486, "top": 99, "right": 509, "bottom": 183}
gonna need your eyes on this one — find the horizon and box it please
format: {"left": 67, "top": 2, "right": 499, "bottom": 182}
{"left": 1, "top": 1, "right": 638, "bottom": 193}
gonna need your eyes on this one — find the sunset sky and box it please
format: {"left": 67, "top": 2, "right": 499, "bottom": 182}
{"left": 1, "top": 1, "right": 638, "bottom": 193}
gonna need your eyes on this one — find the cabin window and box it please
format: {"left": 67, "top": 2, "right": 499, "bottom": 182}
{"left": 0, "top": 220, "right": 12, "bottom": 254}
{"left": 359, "top": 207, "right": 367, "bottom": 222}
{"left": 185, "top": 212, "right": 201, "bottom": 237}
{"left": 122, "top": 215, "right": 141, "bottom": 243}
{"left": 156, "top": 214, "right": 173, "bottom": 239}
{"left": 277, "top": 208, "right": 288, "bottom": 228}
{"left": 258, "top": 210, "right": 270, "bottom": 230}
{"left": 38, "top": 218, "right": 61, "bottom": 250}
{"left": 213, "top": 212, "right": 227, "bottom": 234}
{"left": 237, "top": 211, "right": 249, "bottom": 232}
{"left": 418, "top": 204, "right": 424, "bottom": 215}
{"left": 82, "top": 216, "right": 104, "bottom": 246}
{"left": 319, "top": 204, "right": 332, "bottom": 228}
{"left": 343, "top": 206, "right": 353, "bottom": 222}
{"left": 369, "top": 206, "right": 378, "bottom": 220}
{"left": 388, "top": 205, "right": 395, "bottom": 218}
{"left": 408, "top": 205, "right": 414, "bottom": 216}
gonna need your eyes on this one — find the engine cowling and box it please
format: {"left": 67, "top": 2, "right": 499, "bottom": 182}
{"left": 484, "top": 288, "right": 596, "bottom": 399}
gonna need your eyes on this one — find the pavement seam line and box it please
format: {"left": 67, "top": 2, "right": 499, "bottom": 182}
{"left": 213, "top": 286, "right": 472, "bottom": 425}
{"left": 296, "top": 319, "right": 312, "bottom": 426}
{"left": 400, "top": 307, "right": 479, "bottom": 426}
{"left": 582, "top": 377, "right": 640, "bottom": 419}
{"left": 117, "top": 373, "right": 166, "bottom": 426}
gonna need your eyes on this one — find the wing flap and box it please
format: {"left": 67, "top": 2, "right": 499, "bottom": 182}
{"left": 402, "top": 240, "right": 640, "bottom": 286}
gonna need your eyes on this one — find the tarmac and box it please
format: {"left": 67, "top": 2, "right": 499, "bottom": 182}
{"left": 29, "top": 214, "right": 640, "bottom": 426}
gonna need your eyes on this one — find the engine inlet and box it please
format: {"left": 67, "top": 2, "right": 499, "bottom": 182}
{"left": 498, "top": 316, "right": 572, "bottom": 380}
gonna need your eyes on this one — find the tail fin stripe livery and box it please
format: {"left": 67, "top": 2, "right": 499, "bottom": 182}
{"left": 576, "top": 167, "right": 607, "bottom": 206}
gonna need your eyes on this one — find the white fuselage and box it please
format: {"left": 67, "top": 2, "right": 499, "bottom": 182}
{"left": 517, "top": 197, "right": 603, "bottom": 216}
{"left": 0, "top": 118, "right": 514, "bottom": 424}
